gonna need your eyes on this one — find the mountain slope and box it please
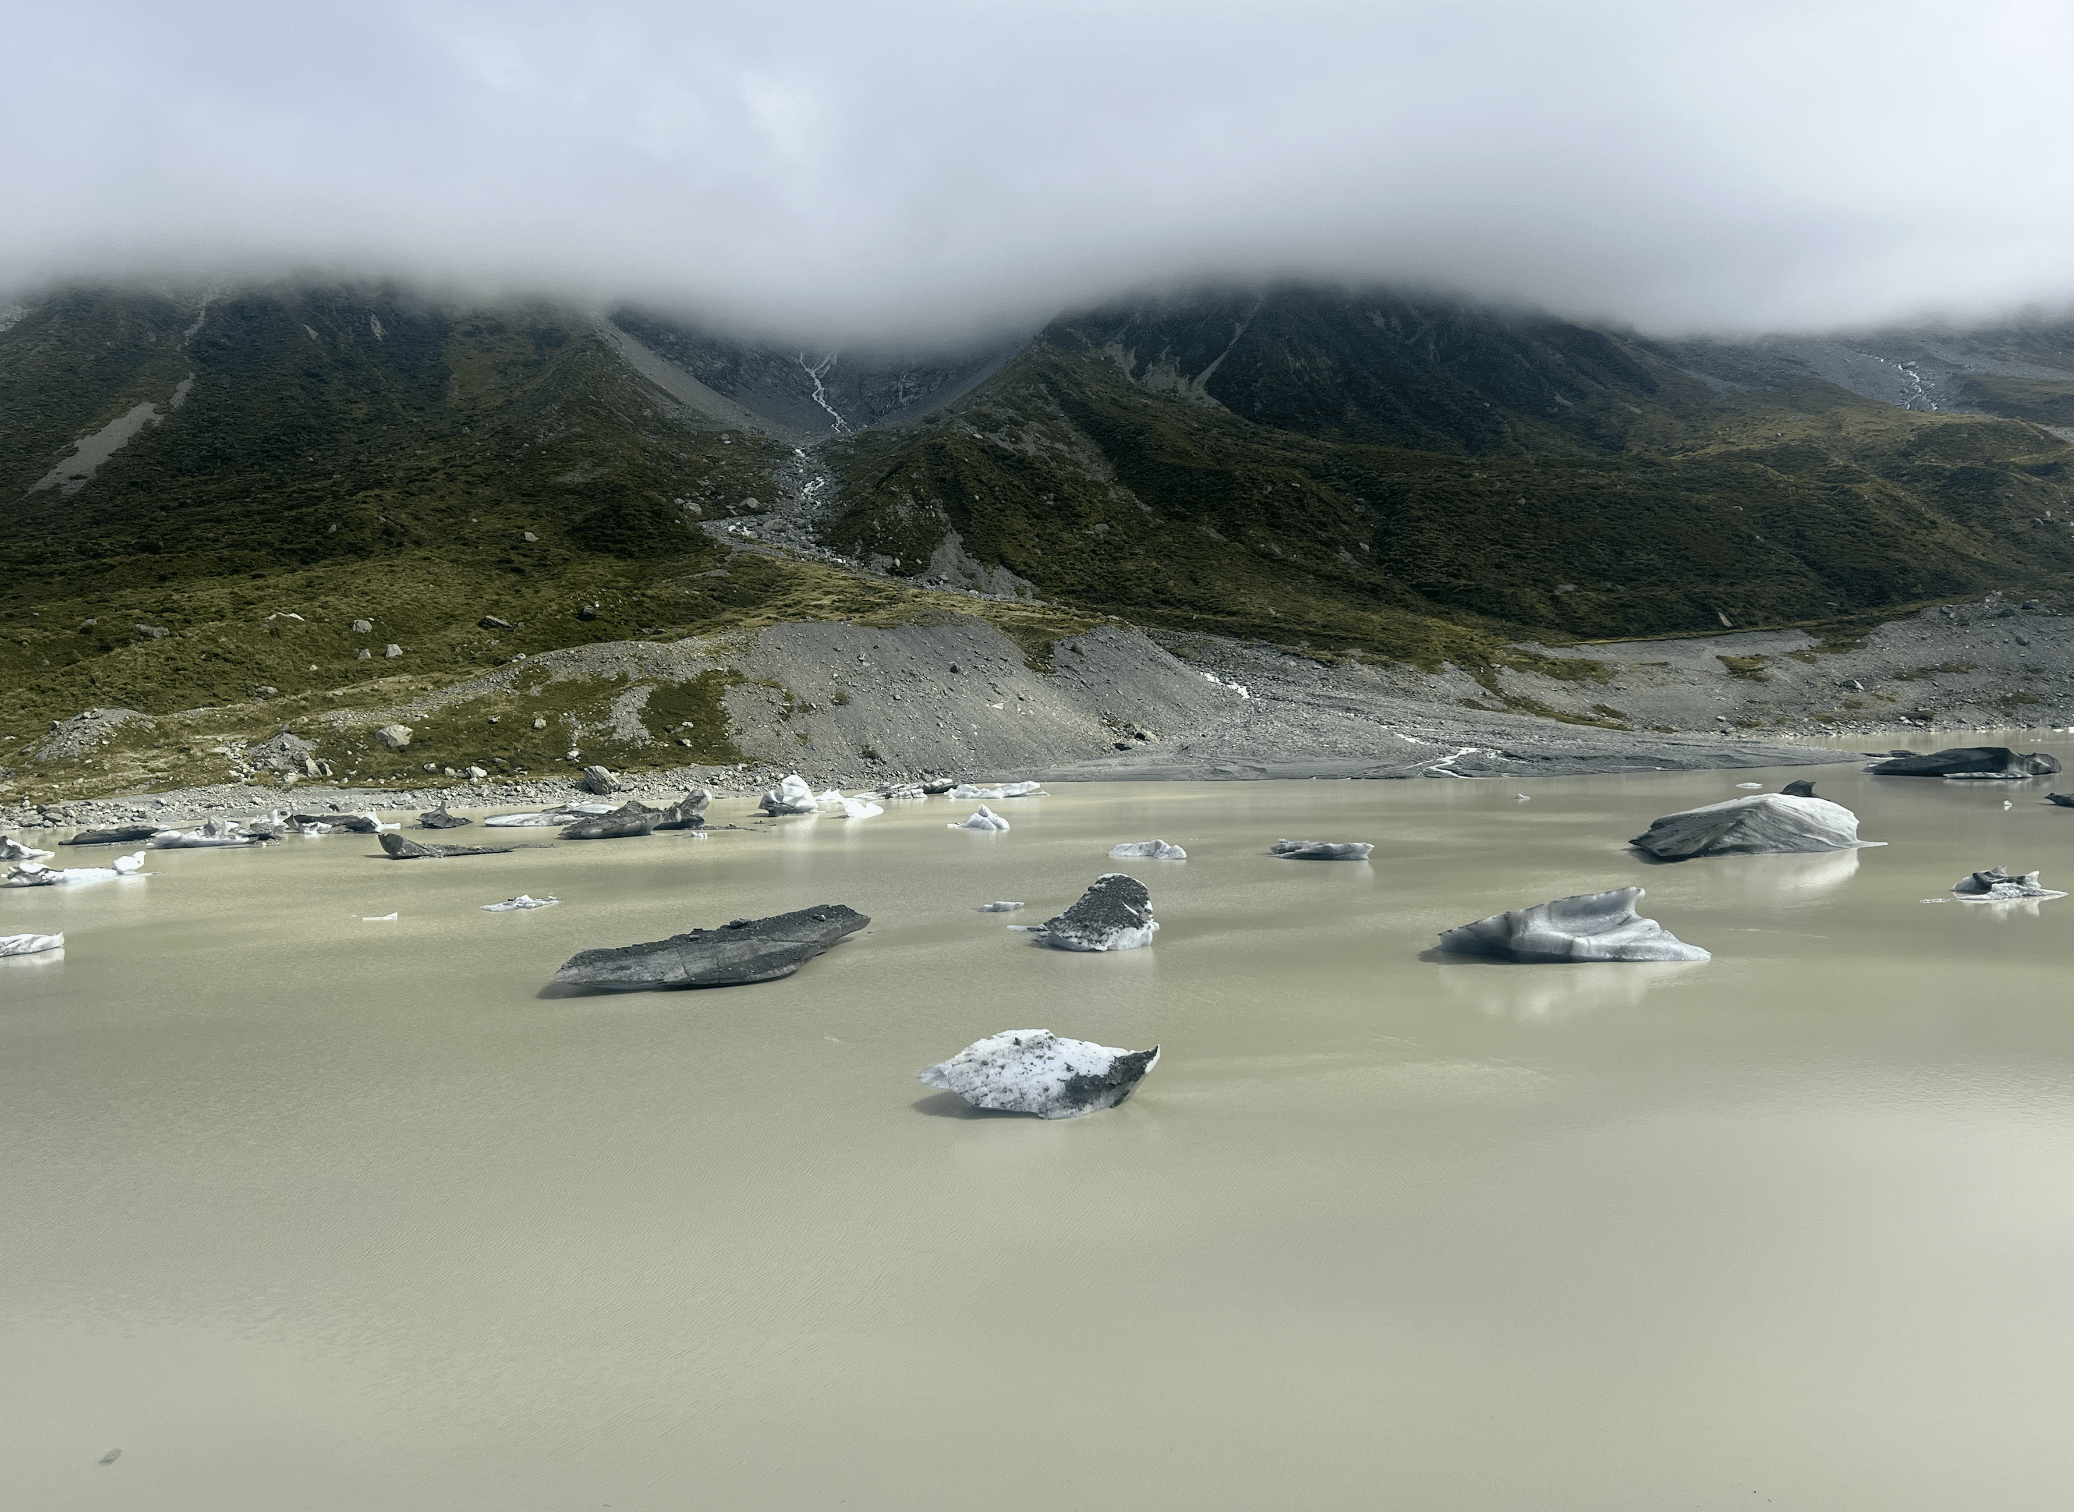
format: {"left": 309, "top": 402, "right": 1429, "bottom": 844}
{"left": 819, "top": 289, "right": 2074, "bottom": 650}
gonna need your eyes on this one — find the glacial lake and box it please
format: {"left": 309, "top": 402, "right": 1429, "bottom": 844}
{"left": 7, "top": 746, "right": 2074, "bottom": 1511}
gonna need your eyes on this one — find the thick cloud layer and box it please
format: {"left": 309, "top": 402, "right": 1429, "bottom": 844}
{"left": 7, "top": 0, "right": 2072, "bottom": 339}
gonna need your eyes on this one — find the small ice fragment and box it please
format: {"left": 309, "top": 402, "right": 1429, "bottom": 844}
{"left": 975, "top": 901, "right": 1024, "bottom": 912}
{"left": 1108, "top": 839, "right": 1186, "bottom": 859}
{"left": 482, "top": 894, "right": 559, "bottom": 912}
{"left": 949, "top": 805, "right": 1010, "bottom": 831}
{"left": 1735, "top": 781, "right": 1762, "bottom": 789}
{"left": 362, "top": 912, "right": 398, "bottom": 921}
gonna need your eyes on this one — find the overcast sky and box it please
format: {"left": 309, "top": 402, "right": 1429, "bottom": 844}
{"left": 7, "top": 0, "right": 2073, "bottom": 340}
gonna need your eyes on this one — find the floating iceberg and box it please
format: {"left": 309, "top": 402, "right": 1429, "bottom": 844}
{"left": 0, "top": 836, "right": 54, "bottom": 861}
{"left": 1866, "top": 746, "right": 2061, "bottom": 778}
{"left": 482, "top": 894, "right": 559, "bottom": 912}
{"left": 4, "top": 851, "right": 147, "bottom": 887}
{"left": 0, "top": 932, "right": 64, "bottom": 956}
{"left": 840, "top": 797, "right": 884, "bottom": 819}
{"left": 560, "top": 802, "right": 660, "bottom": 840}
{"left": 949, "top": 805, "right": 1010, "bottom": 831}
{"left": 918, "top": 1029, "right": 1161, "bottom": 1119}
{"left": 975, "top": 901, "right": 1025, "bottom": 912}
{"left": 152, "top": 817, "right": 265, "bottom": 847}
{"left": 1437, "top": 887, "right": 1710, "bottom": 962}
{"left": 1947, "top": 866, "right": 2066, "bottom": 902}
{"left": 551, "top": 904, "right": 869, "bottom": 990}
{"left": 759, "top": 775, "right": 821, "bottom": 816}
{"left": 1024, "top": 873, "right": 1157, "bottom": 951}
{"left": 1270, "top": 839, "right": 1373, "bottom": 860}
{"left": 1630, "top": 794, "right": 1877, "bottom": 859}
{"left": 484, "top": 811, "right": 564, "bottom": 827}
{"left": 1109, "top": 839, "right": 1186, "bottom": 860}
{"left": 949, "top": 781, "right": 1045, "bottom": 800}
{"left": 381, "top": 834, "right": 540, "bottom": 859}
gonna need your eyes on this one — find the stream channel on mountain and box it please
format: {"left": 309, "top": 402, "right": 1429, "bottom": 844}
{"left": 7, "top": 737, "right": 2074, "bottom": 1510}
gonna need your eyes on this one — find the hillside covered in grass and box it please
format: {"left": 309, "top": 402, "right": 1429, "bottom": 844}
{"left": 8, "top": 279, "right": 2074, "bottom": 796}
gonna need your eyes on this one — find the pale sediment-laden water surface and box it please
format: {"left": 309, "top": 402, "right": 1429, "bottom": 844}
{"left": 7, "top": 742, "right": 2074, "bottom": 1510}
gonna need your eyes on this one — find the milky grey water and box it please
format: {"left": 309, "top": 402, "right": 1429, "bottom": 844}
{"left": 7, "top": 751, "right": 2074, "bottom": 1510}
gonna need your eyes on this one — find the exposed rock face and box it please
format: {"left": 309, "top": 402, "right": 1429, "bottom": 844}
{"left": 380, "top": 834, "right": 530, "bottom": 858}
{"left": 63, "top": 826, "right": 159, "bottom": 845}
{"left": 419, "top": 807, "right": 472, "bottom": 829}
{"left": 1630, "top": 793, "right": 1877, "bottom": 859}
{"left": 0, "top": 932, "right": 63, "bottom": 956}
{"left": 655, "top": 789, "right": 711, "bottom": 829}
{"left": 375, "top": 724, "right": 413, "bottom": 752}
{"left": 1437, "top": 887, "right": 1711, "bottom": 962}
{"left": 560, "top": 802, "right": 660, "bottom": 840}
{"left": 949, "top": 805, "right": 1010, "bottom": 831}
{"left": 918, "top": 1029, "right": 1161, "bottom": 1119}
{"left": 1951, "top": 866, "right": 2066, "bottom": 900}
{"left": 1109, "top": 839, "right": 1187, "bottom": 859}
{"left": 1270, "top": 839, "right": 1373, "bottom": 860}
{"left": 1865, "top": 746, "right": 2061, "bottom": 777}
{"left": 1026, "top": 873, "right": 1157, "bottom": 952}
{"left": 550, "top": 904, "right": 869, "bottom": 990}
{"left": 579, "top": 765, "right": 619, "bottom": 795}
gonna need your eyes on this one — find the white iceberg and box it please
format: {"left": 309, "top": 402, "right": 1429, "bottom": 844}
{"left": 1437, "top": 887, "right": 1710, "bottom": 962}
{"left": 949, "top": 805, "right": 1010, "bottom": 831}
{"left": 1946, "top": 866, "right": 2066, "bottom": 902}
{"left": 918, "top": 1029, "right": 1161, "bottom": 1119}
{"left": 975, "top": 901, "right": 1025, "bottom": 912}
{"left": 482, "top": 894, "right": 560, "bottom": 912}
{"left": 0, "top": 932, "right": 64, "bottom": 957}
{"left": 840, "top": 798, "right": 884, "bottom": 819}
{"left": 484, "top": 811, "right": 564, "bottom": 827}
{"left": 1631, "top": 793, "right": 1878, "bottom": 859}
{"left": 759, "top": 774, "right": 820, "bottom": 816}
{"left": 4, "top": 851, "right": 147, "bottom": 887}
{"left": 1, "top": 836, "right": 55, "bottom": 861}
{"left": 152, "top": 817, "right": 264, "bottom": 848}
{"left": 1109, "top": 839, "right": 1187, "bottom": 860}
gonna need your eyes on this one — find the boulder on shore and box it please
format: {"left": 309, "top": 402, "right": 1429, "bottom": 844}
{"left": 1270, "top": 839, "right": 1373, "bottom": 860}
{"left": 550, "top": 904, "right": 868, "bottom": 990}
{"left": 579, "top": 765, "right": 619, "bottom": 795}
{"left": 1865, "top": 746, "right": 2061, "bottom": 778}
{"left": 380, "top": 834, "right": 534, "bottom": 859}
{"left": 1631, "top": 793, "right": 1877, "bottom": 859}
{"left": 374, "top": 724, "right": 413, "bottom": 752}
{"left": 918, "top": 1029, "right": 1161, "bottom": 1119}
{"left": 1025, "top": 873, "right": 1157, "bottom": 952}
{"left": 1438, "top": 887, "right": 1710, "bottom": 962}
